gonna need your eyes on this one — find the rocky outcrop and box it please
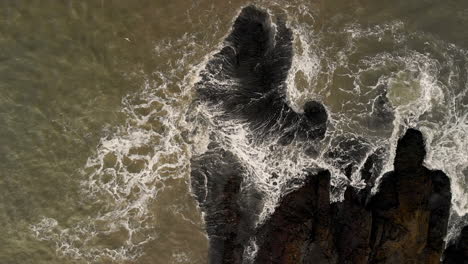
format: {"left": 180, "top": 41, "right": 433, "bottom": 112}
{"left": 443, "top": 226, "right": 468, "bottom": 264}
{"left": 191, "top": 145, "right": 257, "bottom": 263}
{"left": 191, "top": 129, "right": 453, "bottom": 264}
{"left": 191, "top": 4, "right": 454, "bottom": 264}
{"left": 325, "top": 135, "right": 372, "bottom": 179}
{"left": 366, "top": 129, "right": 452, "bottom": 264}
{"left": 254, "top": 170, "right": 335, "bottom": 264}
{"left": 196, "top": 5, "right": 328, "bottom": 144}
{"left": 253, "top": 129, "right": 452, "bottom": 264}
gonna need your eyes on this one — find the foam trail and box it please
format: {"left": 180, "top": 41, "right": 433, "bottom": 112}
{"left": 192, "top": 6, "right": 336, "bottom": 225}
{"left": 261, "top": 3, "right": 468, "bottom": 236}
{"left": 30, "top": 4, "right": 468, "bottom": 261}
{"left": 30, "top": 33, "right": 213, "bottom": 262}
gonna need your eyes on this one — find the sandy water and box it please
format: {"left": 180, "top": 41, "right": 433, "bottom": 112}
{"left": 1, "top": 1, "right": 467, "bottom": 263}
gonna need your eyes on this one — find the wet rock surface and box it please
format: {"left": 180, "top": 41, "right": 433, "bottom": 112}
{"left": 366, "top": 129, "right": 452, "bottom": 264}
{"left": 443, "top": 225, "right": 468, "bottom": 264}
{"left": 191, "top": 145, "right": 255, "bottom": 263}
{"left": 254, "top": 170, "right": 334, "bottom": 264}
{"left": 368, "top": 91, "right": 395, "bottom": 131}
{"left": 191, "top": 129, "right": 453, "bottom": 264}
{"left": 196, "top": 5, "right": 328, "bottom": 143}
{"left": 191, "top": 5, "right": 456, "bottom": 264}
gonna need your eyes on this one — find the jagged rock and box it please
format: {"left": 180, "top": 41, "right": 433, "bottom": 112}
{"left": 254, "top": 170, "right": 334, "bottom": 264}
{"left": 443, "top": 225, "right": 468, "bottom": 264}
{"left": 360, "top": 147, "right": 386, "bottom": 186}
{"left": 325, "top": 135, "right": 371, "bottom": 179}
{"left": 332, "top": 187, "right": 372, "bottom": 264}
{"left": 192, "top": 127, "right": 453, "bottom": 264}
{"left": 259, "top": 129, "right": 451, "bottom": 264}
{"left": 368, "top": 91, "right": 394, "bottom": 131}
{"left": 254, "top": 169, "right": 373, "bottom": 264}
{"left": 367, "top": 129, "right": 452, "bottom": 264}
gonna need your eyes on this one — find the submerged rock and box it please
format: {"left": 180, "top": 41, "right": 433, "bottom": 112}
{"left": 368, "top": 91, "right": 395, "bottom": 131}
{"left": 325, "top": 135, "right": 371, "bottom": 179}
{"left": 360, "top": 147, "right": 386, "bottom": 196}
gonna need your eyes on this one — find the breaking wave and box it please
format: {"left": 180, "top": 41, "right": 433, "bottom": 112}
{"left": 31, "top": 2, "right": 468, "bottom": 262}
{"left": 31, "top": 33, "right": 212, "bottom": 262}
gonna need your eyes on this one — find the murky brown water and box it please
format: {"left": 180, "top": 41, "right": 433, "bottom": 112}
{"left": 1, "top": 1, "right": 467, "bottom": 263}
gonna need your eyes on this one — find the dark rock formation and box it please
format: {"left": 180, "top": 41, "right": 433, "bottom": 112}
{"left": 191, "top": 5, "right": 454, "bottom": 264}
{"left": 443, "top": 226, "right": 468, "bottom": 264}
{"left": 360, "top": 147, "right": 386, "bottom": 199}
{"left": 191, "top": 145, "right": 256, "bottom": 263}
{"left": 253, "top": 129, "right": 451, "bottom": 264}
{"left": 367, "top": 129, "right": 452, "bottom": 264}
{"left": 192, "top": 129, "right": 452, "bottom": 264}
{"left": 196, "top": 5, "right": 327, "bottom": 143}
{"left": 254, "top": 170, "right": 335, "bottom": 264}
{"left": 368, "top": 91, "right": 394, "bottom": 131}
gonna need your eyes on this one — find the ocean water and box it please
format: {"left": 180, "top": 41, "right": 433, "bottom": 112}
{"left": 1, "top": 0, "right": 467, "bottom": 263}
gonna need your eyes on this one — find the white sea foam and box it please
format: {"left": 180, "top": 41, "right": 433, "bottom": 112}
{"left": 242, "top": 237, "right": 259, "bottom": 264}
{"left": 202, "top": 105, "right": 341, "bottom": 220}
{"left": 31, "top": 4, "right": 468, "bottom": 262}
{"left": 30, "top": 34, "right": 212, "bottom": 262}
{"left": 284, "top": 13, "right": 468, "bottom": 236}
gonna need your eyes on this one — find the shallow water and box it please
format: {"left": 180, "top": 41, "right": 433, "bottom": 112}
{"left": 1, "top": 0, "right": 467, "bottom": 263}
